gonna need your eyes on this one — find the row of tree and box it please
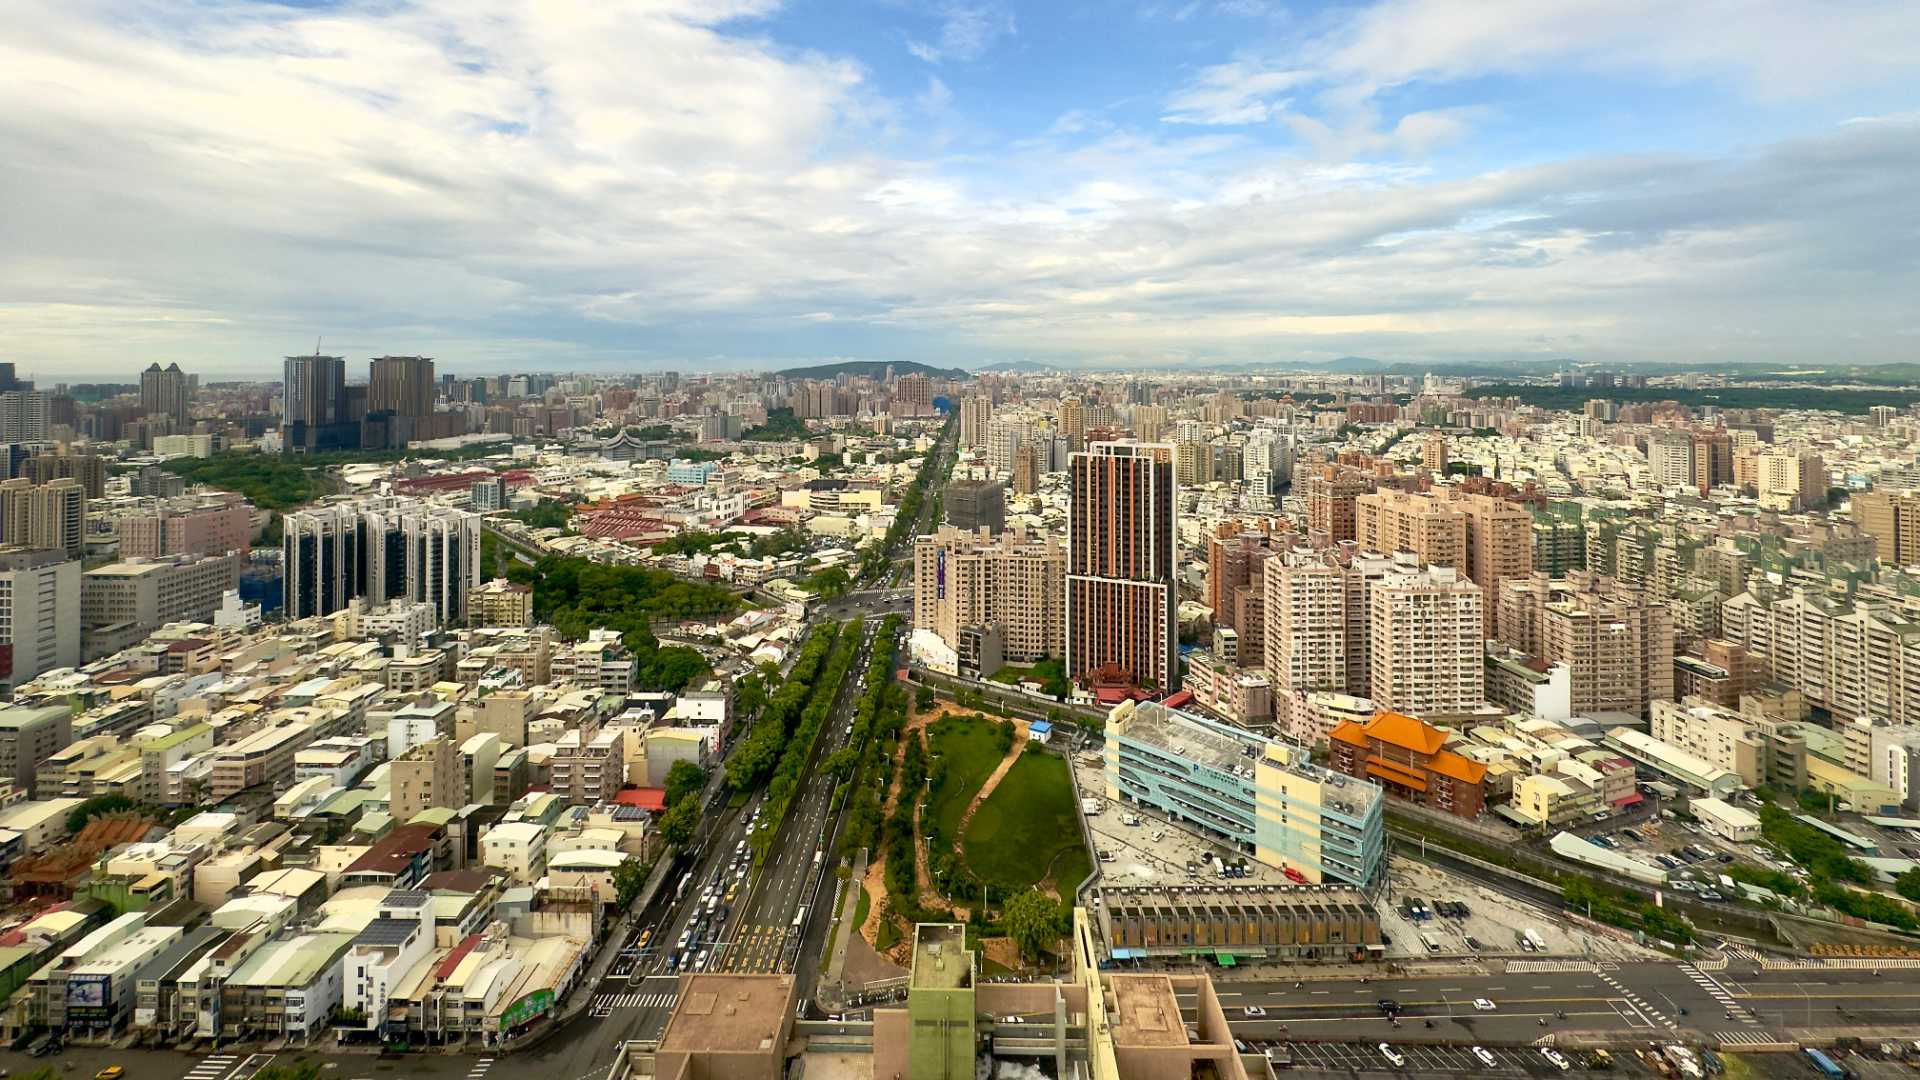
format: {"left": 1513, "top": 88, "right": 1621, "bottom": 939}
{"left": 834, "top": 615, "right": 907, "bottom": 857}
{"left": 861, "top": 414, "right": 955, "bottom": 582}
{"left": 726, "top": 625, "right": 839, "bottom": 793}
{"left": 750, "top": 618, "right": 865, "bottom": 865}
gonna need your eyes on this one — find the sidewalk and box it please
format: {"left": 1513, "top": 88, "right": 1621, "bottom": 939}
{"left": 818, "top": 852, "right": 869, "bottom": 1006}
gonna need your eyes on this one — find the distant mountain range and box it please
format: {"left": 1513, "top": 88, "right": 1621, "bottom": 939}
{"left": 774, "top": 360, "right": 968, "bottom": 380}
{"left": 975, "top": 360, "right": 1063, "bottom": 374}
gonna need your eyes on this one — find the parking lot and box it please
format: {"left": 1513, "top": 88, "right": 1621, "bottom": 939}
{"left": 1595, "top": 810, "right": 1805, "bottom": 901}
{"left": 1379, "top": 859, "right": 1659, "bottom": 961}
{"left": 1075, "top": 754, "right": 1299, "bottom": 888}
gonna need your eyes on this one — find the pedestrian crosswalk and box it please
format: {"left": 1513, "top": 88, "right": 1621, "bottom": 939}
{"left": 465, "top": 1058, "right": 495, "bottom": 1080}
{"left": 184, "top": 1056, "right": 238, "bottom": 1080}
{"left": 1680, "top": 962, "right": 1759, "bottom": 1025}
{"left": 1507, "top": 960, "right": 1597, "bottom": 973}
{"left": 1715, "top": 1030, "right": 1790, "bottom": 1048}
{"left": 1597, "top": 970, "right": 1677, "bottom": 1030}
{"left": 591, "top": 992, "right": 679, "bottom": 1016}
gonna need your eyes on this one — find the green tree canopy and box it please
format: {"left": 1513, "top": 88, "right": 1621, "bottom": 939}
{"left": 1004, "top": 891, "right": 1066, "bottom": 961}
{"left": 659, "top": 798, "right": 699, "bottom": 848}
{"left": 68, "top": 794, "right": 136, "bottom": 834}
{"left": 665, "top": 761, "right": 707, "bottom": 808}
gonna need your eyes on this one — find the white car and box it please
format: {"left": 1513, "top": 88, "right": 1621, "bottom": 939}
{"left": 1473, "top": 1046, "right": 1497, "bottom": 1068}
{"left": 1473, "top": 998, "right": 1496, "bottom": 1011}
{"left": 1242, "top": 1005, "right": 1266, "bottom": 1018}
{"left": 1378, "top": 1043, "right": 1405, "bottom": 1068}
{"left": 1541, "top": 1048, "right": 1571, "bottom": 1071}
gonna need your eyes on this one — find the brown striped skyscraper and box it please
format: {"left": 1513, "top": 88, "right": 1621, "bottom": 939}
{"left": 1067, "top": 441, "right": 1178, "bottom": 693}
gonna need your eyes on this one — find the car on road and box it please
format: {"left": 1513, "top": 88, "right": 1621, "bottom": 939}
{"left": 96, "top": 1068, "right": 125, "bottom": 1080}
{"left": 1541, "top": 1048, "right": 1572, "bottom": 1071}
{"left": 1378, "top": 1044, "right": 1405, "bottom": 1068}
{"left": 1463, "top": 935, "right": 1482, "bottom": 951}
{"left": 1242, "top": 1005, "right": 1266, "bottom": 1018}
{"left": 1377, "top": 998, "right": 1401, "bottom": 1015}
{"left": 1473, "top": 998, "right": 1496, "bottom": 1011}
{"left": 1472, "top": 1047, "right": 1497, "bottom": 1068}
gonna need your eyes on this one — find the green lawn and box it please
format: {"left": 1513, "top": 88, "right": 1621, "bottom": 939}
{"left": 852, "top": 882, "right": 872, "bottom": 934}
{"left": 986, "top": 664, "right": 1033, "bottom": 685}
{"left": 962, "top": 749, "right": 1090, "bottom": 893}
{"left": 926, "top": 714, "right": 1005, "bottom": 841}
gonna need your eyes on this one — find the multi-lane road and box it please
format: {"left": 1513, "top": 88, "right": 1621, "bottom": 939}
{"left": 1160, "top": 960, "right": 1920, "bottom": 1050}
{"left": 569, "top": 610, "right": 899, "bottom": 1053}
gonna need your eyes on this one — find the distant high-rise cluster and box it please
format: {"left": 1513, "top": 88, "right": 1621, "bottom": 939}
{"left": 283, "top": 496, "right": 481, "bottom": 625}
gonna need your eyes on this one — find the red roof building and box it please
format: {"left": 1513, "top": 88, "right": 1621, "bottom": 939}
{"left": 1328, "top": 711, "right": 1487, "bottom": 820}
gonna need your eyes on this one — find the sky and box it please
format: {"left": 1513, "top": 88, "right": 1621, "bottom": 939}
{"left": 2, "top": 0, "right": 1918, "bottom": 380}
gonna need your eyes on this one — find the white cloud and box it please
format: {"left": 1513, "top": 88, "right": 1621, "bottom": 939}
{"left": 1318, "top": 0, "right": 1920, "bottom": 101}
{"left": 905, "top": 2, "right": 1014, "bottom": 64}
{"left": 1161, "top": 60, "right": 1307, "bottom": 125}
{"left": 0, "top": 0, "right": 1917, "bottom": 375}
{"left": 1163, "top": 1, "right": 1920, "bottom": 162}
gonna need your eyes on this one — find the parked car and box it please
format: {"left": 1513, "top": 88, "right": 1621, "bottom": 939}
{"left": 1379, "top": 1044, "right": 1405, "bottom": 1068}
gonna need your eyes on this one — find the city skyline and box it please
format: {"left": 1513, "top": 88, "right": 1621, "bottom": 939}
{"left": 4, "top": 1, "right": 1918, "bottom": 378}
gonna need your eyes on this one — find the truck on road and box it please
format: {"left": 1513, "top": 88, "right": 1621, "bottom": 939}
{"left": 1524, "top": 928, "right": 1548, "bottom": 951}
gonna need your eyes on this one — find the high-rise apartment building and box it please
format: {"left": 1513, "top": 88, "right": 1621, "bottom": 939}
{"left": 1130, "top": 404, "right": 1167, "bottom": 445}
{"left": 368, "top": 355, "right": 436, "bottom": 418}
{"left": 1067, "top": 441, "right": 1177, "bottom": 691}
{"left": 0, "top": 549, "right": 80, "bottom": 694}
{"left": 1692, "top": 430, "right": 1733, "bottom": 495}
{"left": 117, "top": 494, "right": 252, "bottom": 558}
{"left": 1646, "top": 429, "right": 1696, "bottom": 490}
{"left": 914, "top": 525, "right": 1065, "bottom": 667}
{"left": 1058, "top": 397, "right": 1086, "bottom": 454}
{"left": 139, "top": 362, "right": 192, "bottom": 427}
{"left": 1421, "top": 432, "right": 1449, "bottom": 473}
{"left": 0, "top": 392, "right": 49, "bottom": 443}
{"left": 1366, "top": 566, "right": 1484, "bottom": 717}
{"left": 282, "top": 353, "right": 356, "bottom": 452}
{"left": 958, "top": 395, "right": 992, "bottom": 449}
{"left": 1009, "top": 442, "right": 1040, "bottom": 495}
{"left": 1355, "top": 488, "right": 1466, "bottom": 569}
{"left": 1754, "top": 449, "right": 1826, "bottom": 511}
{"left": 1355, "top": 487, "right": 1531, "bottom": 629}
{"left": 943, "top": 479, "right": 1006, "bottom": 533}
{"left": 1723, "top": 589, "right": 1920, "bottom": 728}
{"left": 283, "top": 496, "right": 481, "bottom": 625}
{"left": 24, "top": 452, "right": 106, "bottom": 499}
{"left": 1496, "top": 571, "right": 1675, "bottom": 717}
{"left": 1263, "top": 555, "right": 1349, "bottom": 695}
{"left": 1855, "top": 490, "right": 1920, "bottom": 567}
{"left": 1208, "top": 525, "right": 1283, "bottom": 666}
{"left": 894, "top": 373, "right": 933, "bottom": 416}
{"left": 1302, "top": 466, "right": 1374, "bottom": 544}
{"left": 0, "top": 477, "right": 84, "bottom": 557}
